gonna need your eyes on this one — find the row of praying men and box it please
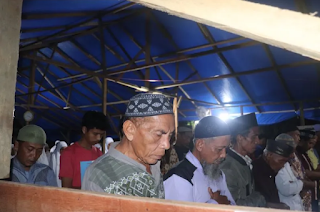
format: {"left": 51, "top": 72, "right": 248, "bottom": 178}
{"left": 6, "top": 111, "right": 114, "bottom": 188}
{"left": 4, "top": 93, "right": 320, "bottom": 211}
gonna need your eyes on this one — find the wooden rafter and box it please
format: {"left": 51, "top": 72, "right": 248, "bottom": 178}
{"left": 43, "top": 48, "right": 121, "bottom": 114}
{"left": 34, "top": 47, "right": 56, "bottom": 104}
{"left": 154, "top": 60, "right": 318, "bottom": 90}
{"left": 262, "top": 44, "right": 297, "bottom": 110}
{"left": 151, "top": 14, "right": 224, "bottom": 106}
{"left": 118, "top": 25, "right": 191, "bottom": 114}
{"left": 19, "top": 7, "right": 145, "bottom": 53}
{"left": 197, "top": 23, "right": 261, "bottom": 112}
{"left": 57, "top": 37, "right": 246, "bottom": 81}
{"left": 18, "top": 71, "right": 81, "bottom": 123}
{"left": 16, "top": 89, "right": 75, "bottom": 129}
{"left": 68, "top": 36, "right": 137, "bottom": 100}
{"left": 20, "top": 3, "right": 136, "bottom": 51}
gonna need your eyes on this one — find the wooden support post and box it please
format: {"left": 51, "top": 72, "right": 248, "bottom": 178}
{"left": 100, "top": 16, "right": 108, "bottom": 153}
{"left": 102, "top": 78, "right": 107, "bottom": 153}
{"left": 173, "top": 97, "right": 178, "bottom": 142}
{"left": 0, "top": 0, "right": 23, "bottom": 179}
{"left": 300, "top": 102, "right": 305, "bottom": 126}
{"left": 29, "top": 55, "right": 36, "bottom": 107}
{"left": 129, "top": 0, "right": 320, "bottom": 61}
{"left": 145, "top": 11, "right": 151, "bottom": 88}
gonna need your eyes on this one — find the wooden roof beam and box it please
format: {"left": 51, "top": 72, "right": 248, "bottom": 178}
{"left": 128, "top": 0, "right": 320, "bottom": 61}
{"left": 197, "top": 23, "right": 261, "bottom": 113}
{"left": 57, "top": 36, "right": 246, "bottom": 81}
{"left": 150, "top": 14, "right": 223, "bottom": 107}
{"left": 19, "top": 8, "right": 145, "bottom": 53}
{"left": 155, "top": 60, "right": 318, "bottom": 89}
{"left": 19, "top": 3, "right": 136, "bottom": 51}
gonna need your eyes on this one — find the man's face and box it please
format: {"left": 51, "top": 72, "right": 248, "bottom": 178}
{"left": 316, "top": 132, "right": 320, "bottom": 142}
{"left": 267, "top": 153, "right": 289, "bottom": 172}
{"left": 129, "top": 114, "right": 175, "bottom": 165}
{"left": 201, "top": 135, "right": 230, "bottom": 165}
{"left": 288, "top": 130, "right": 300, "bottom": 145}
{"left": 239, "top": 126, "right": 259, "bottom": 154}
{"left": 179, "top": 131, "right": 193, "bottom": 147}
{"left": 308, "top": 138, "right": 317, "bottom": 150}
{"left": 198, "top": 136, "right": 230, "bottom": 180}
{"left": 83, "top": 127, "right": 105, "bottom": 145}
{"left": 15, "top": 141, "right": 43, "bottom": 170}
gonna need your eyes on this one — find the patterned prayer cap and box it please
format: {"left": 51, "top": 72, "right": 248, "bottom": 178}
{"left": 300, "top": 130, "right": 316, "bottom": 139}
{"left": 125, "top": 93, "right": 173, "bottom": 117}
{"left": 266, "top": 133, "right": 295, "bottom": 157}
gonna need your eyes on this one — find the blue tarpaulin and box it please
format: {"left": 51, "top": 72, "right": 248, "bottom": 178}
{"left": 17, "top": 0, "right": 320, "bottom": 141}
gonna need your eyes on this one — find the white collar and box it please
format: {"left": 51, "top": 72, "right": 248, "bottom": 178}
{"left": 185, "top": 151, "right": 203, "bottom": 170}
{"left": 230, "top": 148, "right": 252, "bottom": 168}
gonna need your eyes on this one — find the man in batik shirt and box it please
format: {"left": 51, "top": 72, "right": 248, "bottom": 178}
{"left": 82, "top": 93, "right": 174, "bottom": 198}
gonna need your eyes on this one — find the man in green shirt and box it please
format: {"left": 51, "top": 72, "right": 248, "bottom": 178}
{"left": 82, "top": 93, "right": 174, "bottom": 198}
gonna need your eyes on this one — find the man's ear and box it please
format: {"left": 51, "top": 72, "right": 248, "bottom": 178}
{"left": 195, "top": 139, "right": 205, "bottom": 152}
{"left": 265, "top": 152, "right": 272, "bottom": 162}
{"left": 82, "top": 126, "right": 87, "bottom": 135}
{"left": 236, "top": 134, "right": 244, "bottom": 145}
{"left": 123, "top": 120, "right": 136, "bottom": 141}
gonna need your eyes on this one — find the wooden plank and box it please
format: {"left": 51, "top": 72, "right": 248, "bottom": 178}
{"left": 128, "top": 0, "right": 320, "bottom": 61}
{"left": 0, "top": 181, "right": 286, "bottom": 212}
{"left": 0, "top": 0, "right": 23, "bottom": 179}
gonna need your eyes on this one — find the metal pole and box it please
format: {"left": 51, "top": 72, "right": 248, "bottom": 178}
{"left": 300, "top": 102, "right": 305, "bottom": 126}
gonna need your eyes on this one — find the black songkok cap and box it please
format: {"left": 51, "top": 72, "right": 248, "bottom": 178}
{"left": 266, "top": 133, "right": 295, "bottom": 157}
{"left": 281, "top": 124, "right": 299, "bottom": 134}
{"left": 229, "top": 113, "right": 258, "bottom": 136}
{"left": 194, "top": 116, "right": 230, "bottom": 139}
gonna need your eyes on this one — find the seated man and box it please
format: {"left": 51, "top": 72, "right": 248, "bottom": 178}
{"left": 82, "top": 93, "right": 175, "bottom": 198}
{"left": 164, "top": 116, "right": 235, "bottom": 205}
{"left": 11, "top": 125, "right": 57, "bottom": 186}
{"left": 174, "top": 126, "right": 193, "bottom": 161}
{"left": 252, "top": 136, "right": 295, "bottom": 209}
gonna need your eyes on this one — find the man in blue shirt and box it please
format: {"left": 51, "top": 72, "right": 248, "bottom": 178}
{"left": 11, "top": 125, "right": 57, "bottom": 186}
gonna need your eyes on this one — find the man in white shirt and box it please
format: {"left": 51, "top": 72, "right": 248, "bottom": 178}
{"left": 164, "top": 116, "right": 235, "bottom": 205}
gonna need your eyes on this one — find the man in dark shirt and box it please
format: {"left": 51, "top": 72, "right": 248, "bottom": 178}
{"left": 174, "top": 126, "right": 193, "bottom": 161}
{"left": 252, "top": 135, "right": 295, "bottom": 209}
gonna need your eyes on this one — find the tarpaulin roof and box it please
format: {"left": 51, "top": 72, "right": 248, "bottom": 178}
{"left": 16, "top": 0, "right": 320, "bottom": 141}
